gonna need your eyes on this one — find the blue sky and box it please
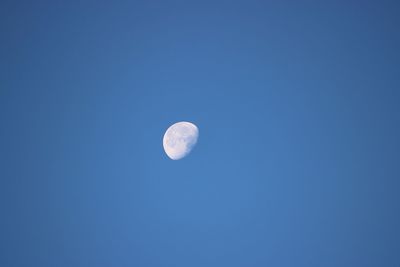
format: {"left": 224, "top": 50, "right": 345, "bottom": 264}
{"left": 1, "top": 1, "right": 400, "bottom": 266}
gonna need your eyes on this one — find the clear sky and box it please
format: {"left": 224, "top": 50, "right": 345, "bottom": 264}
{"left": 1, "top": 1, "right": 400, "bottom": 266}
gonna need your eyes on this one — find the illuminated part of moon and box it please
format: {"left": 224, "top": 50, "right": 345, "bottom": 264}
{"left": 163, "top": 121, "right": 199, "bottom": 160}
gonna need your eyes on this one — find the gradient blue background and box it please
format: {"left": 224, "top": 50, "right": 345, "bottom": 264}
{"left": 1, "top": 1, "right": 400, "bottom": 266}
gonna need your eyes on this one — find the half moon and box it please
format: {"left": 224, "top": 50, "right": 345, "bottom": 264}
{"left": 163, "top": 121, "right": 199, "bottom": 160}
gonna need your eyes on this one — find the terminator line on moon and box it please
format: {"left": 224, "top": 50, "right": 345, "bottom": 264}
{"left": 163, "top": 121, "right": 199, "bottom": 160}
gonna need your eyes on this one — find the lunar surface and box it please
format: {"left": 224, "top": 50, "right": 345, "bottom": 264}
{"left": 163, "top": 121, "right": 199, "bottom": 160}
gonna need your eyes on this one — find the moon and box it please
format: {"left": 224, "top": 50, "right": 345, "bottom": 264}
{"left": 163, "top": 121, "right": 199, "bottom": 160}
